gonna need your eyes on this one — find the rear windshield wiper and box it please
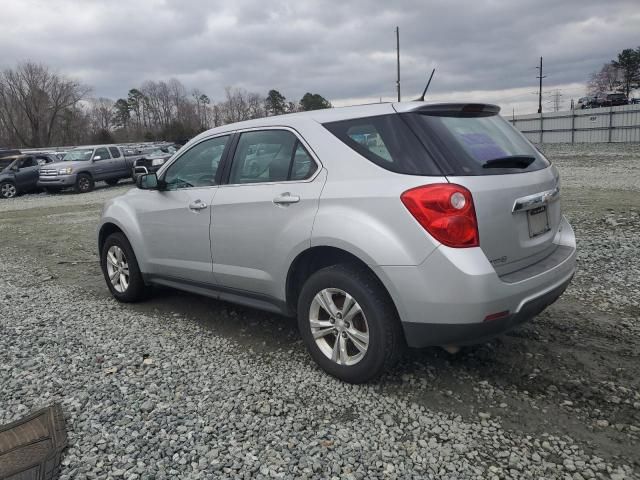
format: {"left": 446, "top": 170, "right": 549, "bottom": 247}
{"left": 482, "top": 155, "right": 536, "bottom": 169}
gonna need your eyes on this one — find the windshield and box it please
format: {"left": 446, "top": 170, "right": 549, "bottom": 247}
{"left": 0, "top": 158, "right": 15, "bottom": 171}
{"left": 404, "top": 112, "right": 550, "bottom": 175}
{"left": 63, "top": 149, "right": 94, "bottom": 161}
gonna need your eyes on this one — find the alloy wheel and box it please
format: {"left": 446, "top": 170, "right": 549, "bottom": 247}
{"left": 106, "top": 245, "right": 130, "bottom": 293}
{"left": 1, "top": 183, "right": 17, "bottom": 198}
{"left": 309, "top": 288, "right": 369, "bottom": 366}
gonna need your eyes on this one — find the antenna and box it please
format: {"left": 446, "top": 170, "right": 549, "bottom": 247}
{"left": 396, "top": 27, "right": 401, "bottom": 102}
{"left": 417, "top": 68, "right": 436, "bottom": 101}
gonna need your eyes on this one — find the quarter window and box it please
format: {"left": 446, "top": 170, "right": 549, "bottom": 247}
{"left": 109, "top": 147, "right": 121, "bottom": 158}
{"left": 163, "top": 135, "right": 229, "bottom": 190}
{"left": 228, "top": 130, "right": 316, "bottom": 184}
{"left": 324, "top": 115, "right": 441, "bottom": 175}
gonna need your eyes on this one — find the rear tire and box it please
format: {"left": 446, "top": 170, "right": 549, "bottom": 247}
{"left": 0, "top": 181, "right": 17, "bottom": 199}
{"left": 105, "top": 178, "right": 119, "bottom": 186}
{"left": 74, "top": 173, "right": 94, "bottom": 193}
{"left": 101, "top": 232, "right": 148, "bottom": 302}
{"left": 297, "top": 264, "right": 404, "bottom": 383}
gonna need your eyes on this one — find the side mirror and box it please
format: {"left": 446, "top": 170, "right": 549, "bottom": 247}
{"left": 93, "top": 155, "right": 102, "bottom": 161}
{"left": 137, "top": 173, "right": 160, "bottom": 190}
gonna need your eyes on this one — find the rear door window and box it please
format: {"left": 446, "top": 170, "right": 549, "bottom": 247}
{"left": 323, "top": 115, "right": 441, "bottom": 175}
{"left": 228, "top": 130, "right": 316, "bottom": 184}
{"left": 290, "top": 143, "right": 317, "bottom": 181}
{"left": 109, "top": 147, "right": 121, "bottom": 158}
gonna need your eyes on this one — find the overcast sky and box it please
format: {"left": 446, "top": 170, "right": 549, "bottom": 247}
{"left": 1, "top": 0, "right": 638, "bottom": 114}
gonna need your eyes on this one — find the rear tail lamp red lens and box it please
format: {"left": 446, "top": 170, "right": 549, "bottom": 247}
{"left": 401, "top": 183, "right": 479, "bottom": 248}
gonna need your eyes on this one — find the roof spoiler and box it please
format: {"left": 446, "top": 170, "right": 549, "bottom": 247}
{"left": 408, "top": 103, "right": 501, "bottom": 117}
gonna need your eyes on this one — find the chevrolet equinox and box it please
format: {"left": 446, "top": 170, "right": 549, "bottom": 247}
{"left": 98, "top": 102, "right": 576, "bottom": 383}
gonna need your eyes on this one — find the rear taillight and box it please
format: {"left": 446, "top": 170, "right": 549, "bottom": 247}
{"left": 401, "top": 183, "right": 479, "bottom": 248}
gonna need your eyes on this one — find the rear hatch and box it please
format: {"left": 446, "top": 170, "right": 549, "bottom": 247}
{"left": 398, "top": 103, "right": 562, "bottom": 276}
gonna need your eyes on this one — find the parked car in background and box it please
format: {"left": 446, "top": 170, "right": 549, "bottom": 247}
{"left": 577, "top": 96, "right": 596, "bottom": 109}
{"left": 594, "top": 92, "right": 628, "bottom": 107}
{"left": 38, "top": 145, "right": 131, "bottom": 193}
{"left": 0, "top": 154, "right": 54, "bottom": 199}
{"left": 132, "top": 144, "right": 179, "bottom": 181}
{"left": 630, "top": 98, "right": 640, "bottom": 105}
{"left": 98, "top": 101, "right": 576, "bottom": 383}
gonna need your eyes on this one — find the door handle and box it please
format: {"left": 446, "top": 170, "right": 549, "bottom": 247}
{"left": 188, "top": 200, "right": 208, "bottom": 211}
{"left": 273, "top": 193, "right": 300, "bottom": 205}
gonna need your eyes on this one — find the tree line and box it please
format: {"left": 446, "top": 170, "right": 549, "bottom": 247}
{"left": 0, "top": 62, "right": 332, "bottom": 148}
{"left": 588, "top": 46, "right": 640, "bottom": 98}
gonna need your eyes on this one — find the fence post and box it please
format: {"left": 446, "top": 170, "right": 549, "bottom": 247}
{"left": 571, "top": 109, "right": 575, "bottom": 144}
{"left": 608, "top": 108, "right": 613, "bottom": 143}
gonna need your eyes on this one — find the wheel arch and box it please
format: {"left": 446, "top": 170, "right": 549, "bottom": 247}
{"left": 285, "top": 245, "right": 401, "bottom": 321}
{"left": 97, "top": 209, "right": 147, "bottom": 270}
{"left": 98, "top": 222, "right": 125, "bottom": 254}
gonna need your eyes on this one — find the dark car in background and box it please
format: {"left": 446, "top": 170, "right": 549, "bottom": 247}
{"left": 577, "top": 96, "right": 596, "bottom": 109}
{"left": 132, "top": 144, "right": 179, "bottom": 181}
{"left": 0, "top": 154, "right": 54, "bottom": 199}
{"left": 594, "top": 93, "right": 628, "bottom": 107}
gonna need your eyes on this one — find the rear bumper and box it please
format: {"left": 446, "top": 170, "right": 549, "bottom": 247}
{"left": 402, "top": 274, "right": 572, "bottom": 347}
{"left": 375, "top": 215, "right": 576, "bottom": 348}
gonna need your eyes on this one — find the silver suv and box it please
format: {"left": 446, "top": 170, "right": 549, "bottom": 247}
{"left": 98, "top": 102, "right": 576, "bottom": 383}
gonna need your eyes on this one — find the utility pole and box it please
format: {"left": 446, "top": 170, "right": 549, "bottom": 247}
{"left": 396, "top": 26, "right": 401, "bottom": 102}
{"left": 536, "top": 56, "right": 545, "bottom": 114}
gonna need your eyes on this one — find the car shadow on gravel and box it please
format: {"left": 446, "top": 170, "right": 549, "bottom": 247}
{"left": 45, "top": 179, "right": 134, "bottom": 196}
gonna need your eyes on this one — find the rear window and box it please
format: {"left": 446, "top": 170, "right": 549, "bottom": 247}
{"left": 323, "top": 115, "right": 442, "bottom": 176}
{"left": 403, "top": 112, "right": 550, "bottom": 176}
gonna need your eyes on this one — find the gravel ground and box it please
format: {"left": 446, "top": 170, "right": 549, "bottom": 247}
{"left": 0, "top": 146, "right": 639, "bottom": 479}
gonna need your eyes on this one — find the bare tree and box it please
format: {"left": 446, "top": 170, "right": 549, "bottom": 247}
{"left": 218, "top": 87, "right": 265, "bottom": 124}
{"left": 89, "top": 97, "right": 115, "bottom": 132}
{"left": 588, "top": 63, "right": 622, "bottom": 96}
{"left": 0, "top": 62, "right": 89, "bottom": 147}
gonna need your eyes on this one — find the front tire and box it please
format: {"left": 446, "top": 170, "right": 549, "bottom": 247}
{"left": 101, "top": 232, "right": 148, "bottom": 302}
{"left": 297, "top": 264, "right": 403, "bottom": 383}
{"left": 74, "top": 174, "right": 94, "bottom": 193}
{"left": 0, "top": 181, "right": 17, "bottom": 199}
